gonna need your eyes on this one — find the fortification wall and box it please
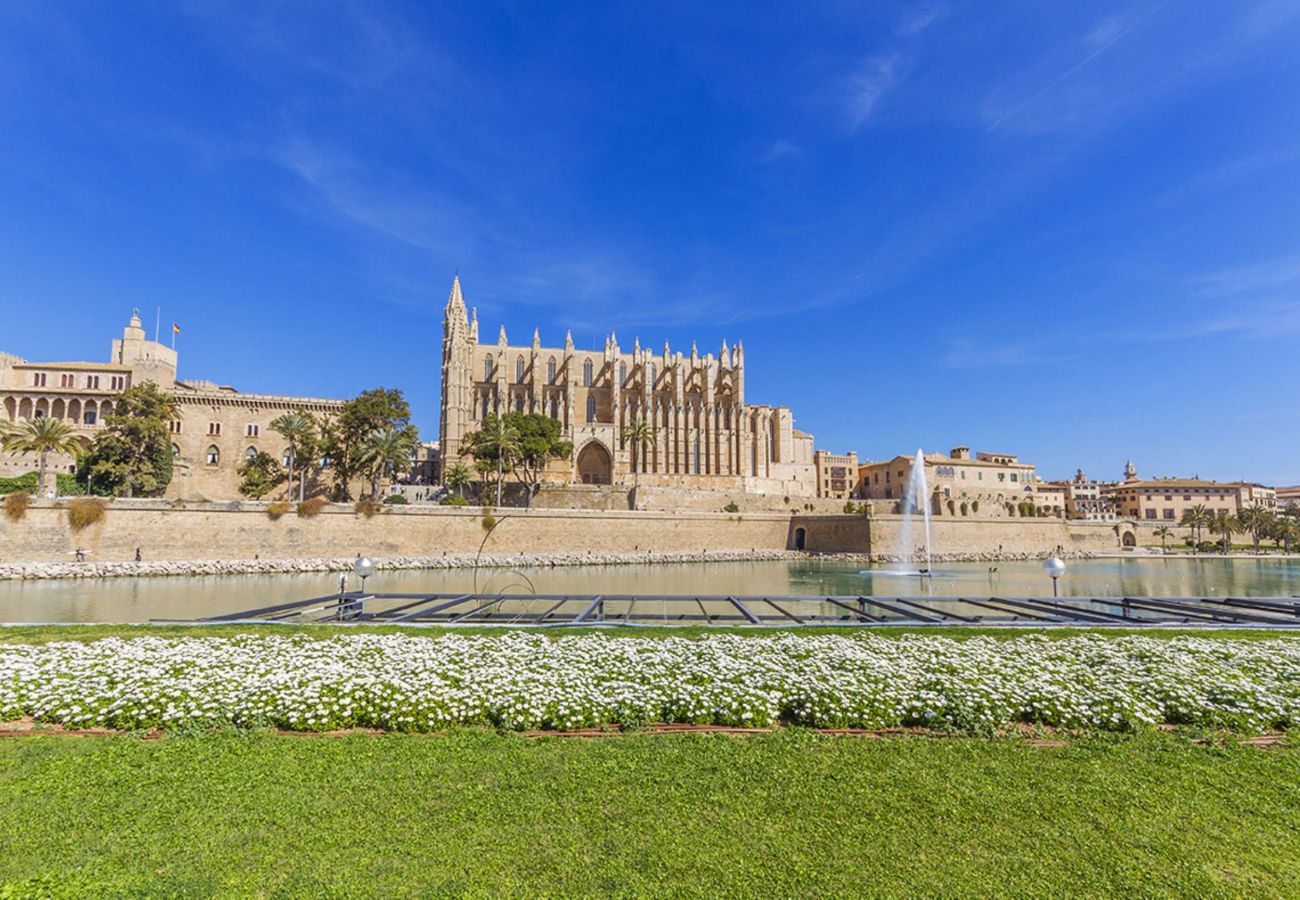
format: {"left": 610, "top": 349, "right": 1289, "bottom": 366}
{"left": 0, "top": 500, "right": 791, "bottom": 564}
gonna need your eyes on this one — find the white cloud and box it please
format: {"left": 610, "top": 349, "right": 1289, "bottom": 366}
{"left": 843, "top": 54, "right": 905, "bottom": 131}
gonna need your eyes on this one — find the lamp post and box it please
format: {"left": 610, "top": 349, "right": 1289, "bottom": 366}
{"left": 354, "top": 556, "right": 375, "bottom": 594}
{"left": 1044, "top": 556, "right": 1066, "bottom": 598}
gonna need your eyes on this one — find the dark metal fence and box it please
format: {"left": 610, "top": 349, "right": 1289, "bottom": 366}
{"left": 183, "top": 591, "right": 1300, "bottom": 628}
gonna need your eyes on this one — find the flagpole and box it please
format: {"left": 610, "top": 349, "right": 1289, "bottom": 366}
{"left": 155, "top": 307, "right": 161, "bottom": 343}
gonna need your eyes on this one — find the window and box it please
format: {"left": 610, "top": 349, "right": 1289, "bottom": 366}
{"left": 515, "top": 395, "right": 524, "bottom": 412}
{"left": 208, "top": 422, "right": 221, "bottom": 436}
{"left": 84, "top": 411, "right": 97, "bottom": 425}
{"left": 169, "top": 420, "right": 181, "bottom": 434}
{"left": 997, "top": 473, "right": 1005, "bottom": 482}
{"left": 484, "top": 359, "right": 493, "bottom": 381}
{"left": 648, "top": 364, "right": 656, "bottom": 387}
{"left": 60, "top": 373, "right": 74, "bottom": 388}
{"left": 1163, "top": 508, "right": 1175, "bottom": 519}
{"left": 245, "top": 447, "right": 258, "bottom": 461}
{"left": 583, "top": 359, "right": 593, "bottom": 386}
{"left": 246, "top": 424, "right": 259, "bottom": 437}
{"left": 586, "top": 396, "right": 596, "bottom": 423}
{"left": 550, "top": 396, "right": 559, "bottom": 419}
{"left": 1145, "top": 509, "right": 1157, "bottom": 519}
{"left": 33, "top": 373, "right": 47, "bottom": 387}
{"left": 205, "top": 445, "right": 220, "bottom": 465}
{"left": 619, "top": 362, "right": 627, "bottom": 385}
{"left": 546, "top": 357, "right": 557, "bottom": 383}
{"left": 86, "top": 375, "right": 99, "bottom": 389}
{"left": 110, "top": 376, "right": 125, "bottom": 390}
{"left": 172, "top": 444, "right": 180, "bottom": 458}
{"left": 516, "top": 357, "right": 525, "bottom": 384}
{"left": 1010, "top": 474, "right": 1018, "bottom": 482}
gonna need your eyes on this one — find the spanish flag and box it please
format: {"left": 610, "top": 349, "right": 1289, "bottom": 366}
{"left": 173, "top": 323, "right": 181, "bottom": 335}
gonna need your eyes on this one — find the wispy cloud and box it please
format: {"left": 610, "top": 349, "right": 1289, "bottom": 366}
{"left": 896, "top": 3, "right": 947, "bottom": 37}
{"left": 943, "top": 339, "right": 1074, "bottom": 370}
{"left": 842, "top": 54, "right": 906, "bottom": 131}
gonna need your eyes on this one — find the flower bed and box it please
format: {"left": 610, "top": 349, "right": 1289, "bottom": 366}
{"left": 2, "top": 633, "right": 1298, "bottom": 734}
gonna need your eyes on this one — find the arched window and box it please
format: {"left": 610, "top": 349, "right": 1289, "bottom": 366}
{"left": 205, "top": 445, "right": 220, "bottom": 465}
{"left": 515, "top": 395, "right": 524, "bottom": 412}
{"left": 245, "top": 446, "right": 258, "bottom": 461}
{"left": 171, "top": 444, "right": 180, "bottom": 458}
{"left": 550, "top": 396, "right": 559, "bottom": 419}
{"left": 484, "top": 358, "right": 493, "bottom": 381}
{"left": 546, "top": 357, "right": 557, "bottom": 383}
{"left": 516, "top": 356, "right": 525, "bottom": 384}
{"left": 582, "top": 359, "right": 593, "bottom": 386}
{"left": 586, "top": 396, "right": 596, "bottom": 423}
{"left": 647, "top": 364, "right": 656, "bottom": 387}
{"left": 619, "top": 362, "right": 627, "bottom": 385}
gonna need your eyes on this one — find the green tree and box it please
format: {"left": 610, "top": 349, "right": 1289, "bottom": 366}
{"left": 442, "top": 461, "right": 472, "bottom": 500}
{"left": 503, "top": 412, "right": 572, "bottom": 506}
{"left": 1180, "top": 504, "right": 1213, "bottom": 548}
{"left": 238, "top": 451, "right": 287, "bottom": 499}
{"left": 356, "top": 426, "right": 416, "bottom": 499}
{"left": 78, "top": 384, "right": 179, "bottom": 497}
{"left": 463, "top": 415, "right": 521, "bottom": 507}
{"left": 270, "top": 410, "right": 317, "bottom": 502}
{"left": 1212, "top": 509, "right": 1238, "bottom": 554}
{"left": 1153, "top": 526, "right": 1173, "bottom": 553}
{"left": 320, "top": 388, "right": 418, "bottom": 500}
{"left": 1, "top": 417, "right": 84, "bottom": 497}
{"left": 1236, "top": 505, "right": 1273, "bottom": 554}
{"left": 621, "top": 417, "right": 655, "bottom": 498}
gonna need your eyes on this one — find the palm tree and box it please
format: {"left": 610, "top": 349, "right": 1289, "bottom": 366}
{"left": 442, "top": 461, "right": 472, "bottom": 499}
{"left": 621, "top": 417, "right": 655, "bottom": 502}
{"left": 2, "top": 417, "right": 84, "bottom": 497}
{"left": 1212, "top": 510, "right": 1238, "bottom": 554}
{"left": 1235, "top": 505, "right": 1272, "bottom": 554}
{"left": 1153, "top": 526, "right": 1173, "bottom": 554}
{"left": 465, "top": 417, "right": 520, "bottom": 507}
{"left": 270, "top": 411, "right": 315, "bottom": 502}
{"left": 356, "top": 426, "right": 416, "bottom": 499}
{"left": 1180, "top": 504, "right": 1212, "bottom": 549}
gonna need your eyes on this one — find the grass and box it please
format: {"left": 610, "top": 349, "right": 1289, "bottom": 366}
{"left": 65, "top": 497, "right": 106, "bottom": 531}
{"left": 0, "top": 730, "right": 1297, "bottom": 895}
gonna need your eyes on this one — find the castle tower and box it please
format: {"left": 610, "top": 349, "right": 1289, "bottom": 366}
{"left": 111, "top": 308, "right": 178, "bottom": 385}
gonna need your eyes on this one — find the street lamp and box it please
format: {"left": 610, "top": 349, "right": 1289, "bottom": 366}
{"left": 1044, "top": 556, "right": 1066, "bottom": 597}
{"left": 354, "top": 556, "right": 375, "bottom": 594}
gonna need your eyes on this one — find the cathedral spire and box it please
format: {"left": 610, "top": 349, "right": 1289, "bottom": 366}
{"left": 564, "top": 329, "right": 574, "bottom": 353}
{"left": 445, "top": 275, "right": 465, "bottom": 314}
{"left": 498, "top": 324, "right": 508, "bottom": 346}
{"left": 532, "top": 327, "right": 541, "bottom": 349}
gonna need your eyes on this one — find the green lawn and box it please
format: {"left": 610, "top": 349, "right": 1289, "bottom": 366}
{"left": 1, "top": 730, "right": 1299, "bottom": 896}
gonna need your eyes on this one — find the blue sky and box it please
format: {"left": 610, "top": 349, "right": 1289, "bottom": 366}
{"left": 2, "top": 2, "right": 1298, "bottom": 484}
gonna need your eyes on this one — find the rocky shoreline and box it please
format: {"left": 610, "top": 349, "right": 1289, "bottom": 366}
{"left": 0, "top": 548, "right": 1092, "bottom": 581}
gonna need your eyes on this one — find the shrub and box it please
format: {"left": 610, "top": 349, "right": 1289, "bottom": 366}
{"left": 440, "top": 494, "right": 469, "bottom": 507}
{"left": 723, "top": 501, "right": 740, "bottom": 513}
{"left": 297, "top": 496, "right": 329, "bottom": 518}
{"left": 959, "top": 501, "right": 969, "bottom": 516}
{"left": 67, "top": 497, "right": 107, "bottom": 532}
{"left": 4, "top": 492, "right": 31, "bottom": 521}
{"left": 355, "top": 499, "right": 383, "bottom": 519}
{"left": 267, "top": 501, "right": 292, "bottom": 520}
{"left": 971, "top": 500, "right": 980, "bottom": 513}
{"left": 383, "top": 494, "right": 409, "bottom": 505}
{"left": 481, "top": 511, "right": 497, "bottom": 532}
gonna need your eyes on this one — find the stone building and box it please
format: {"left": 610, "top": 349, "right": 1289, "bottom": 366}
{"left": 1106, "top": 464, "right": 1278, "bottom": 521}
{"left": 1046, "top": 469, "right": 1118, "bottom": 520}
{"left": 814, "top": 450, "right": 859, "bottom": 500}
{"left": 438, "top": 277, "right": 816, "bottom": 496}
{"left": 0, "top": 311, "right": 345, "bottom": 499}
{"left": 856, "top": 446, "right": 1039, "bottom": 518}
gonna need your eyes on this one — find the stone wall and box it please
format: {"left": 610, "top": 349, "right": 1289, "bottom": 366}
{"left": 0, "top": 500, "right": 792, "bottom": 564}
{"left": 0, "top": 498, "right": 1143, "bottom": 566}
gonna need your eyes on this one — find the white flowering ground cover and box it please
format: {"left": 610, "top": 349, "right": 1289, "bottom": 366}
{"left": 2, "top": 633, "right": 1299, "bottom": 734}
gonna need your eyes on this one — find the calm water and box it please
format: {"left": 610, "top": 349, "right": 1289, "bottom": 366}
{"left": 1, "top": 557, "right": 1299, "bottom": 623}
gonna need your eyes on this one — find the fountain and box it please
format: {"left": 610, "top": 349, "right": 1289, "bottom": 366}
{"left": 899, "top": 449, "right": 934, "bottom": 575}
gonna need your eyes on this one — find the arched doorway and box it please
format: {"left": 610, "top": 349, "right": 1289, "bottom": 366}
{"left": 794, "top": 527, "right": 807, "bottom": 551}
{"left": 576, "top": 441, "right": 612, "bottom": 485}
{"left": 1121, "top": 531, "right": 1137, "bottom": 549}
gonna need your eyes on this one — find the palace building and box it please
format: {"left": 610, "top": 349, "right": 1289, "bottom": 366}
{"left": 0, "top": 311, "right": 345, "bottom": 499}
{"left": 438, "top": 277, "right": 816, "bottom": 496}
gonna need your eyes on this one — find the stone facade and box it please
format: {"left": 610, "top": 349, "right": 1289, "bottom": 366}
{"left": 1108, "top": 470, "right": 1278, "bottom": 522}
{"left": 856, "top": 446, "right": 1040, "bottom": 518}
{"left": 438, "top": 277, "right": 816, "bottom": 496}
{"left": 0, "top": 312, "right": 345, "bottom": 499}
{"left": 814, "top": 450, "right": 859, "bottom": 500}
{"left": 1047, "top": 468, "right": 1118, "bottom": 520}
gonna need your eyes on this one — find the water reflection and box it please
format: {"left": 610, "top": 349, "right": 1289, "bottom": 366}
{"left": 1, "top": 558, "right": 1298, "bottom": 624}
